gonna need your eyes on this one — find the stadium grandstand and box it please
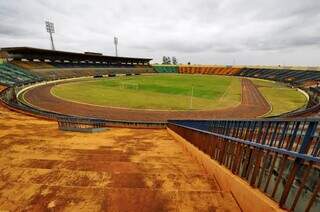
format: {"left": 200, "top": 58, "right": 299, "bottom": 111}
{"left": 0, "top": 47, "right": 153, "bottom": 81}
{"left": 0, "top": 46, "right": 319, "bottom": 211}
{"left": 153, "top": 64, "right": 320, "bottom": 86}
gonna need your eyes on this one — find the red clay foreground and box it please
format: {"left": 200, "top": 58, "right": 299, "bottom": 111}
{"left": 24, "top": 78, "right": 270, "bottom": 122}
{"left": 0, "top": 104, "right": 240, "bottom": 211}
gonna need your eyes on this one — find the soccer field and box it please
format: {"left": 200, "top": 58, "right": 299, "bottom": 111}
{"left": 51, "top": 75, "right": 242, "bottom": 110}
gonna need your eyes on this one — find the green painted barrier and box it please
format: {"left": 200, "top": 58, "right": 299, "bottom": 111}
{"left": 153, "top": 65, "right": 178, "bottom": 73}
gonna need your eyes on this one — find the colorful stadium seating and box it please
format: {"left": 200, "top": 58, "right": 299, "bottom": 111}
{"left": 236, "top": 68, "right": 320, "bottom": 84}
{"left": 23, "top": 67, "right": 154, "bottom": 80}
{"left": 9, "top": 61, "right": 154, "bottom": 80}
{"left": 178, "top": 65, "right": 241, "bottom": 75}
{"left": 0, "top": 63, "right": 40, "bottom": 85}
{"left": 4, "top": 58, "right": 320, "bottom": 86}
{"left": 151, "top": 64, "right": 320, "bottom": 85}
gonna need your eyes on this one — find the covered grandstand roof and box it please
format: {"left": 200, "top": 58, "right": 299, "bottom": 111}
{"left": 0, "top": 47, "right": 152, "bottom": 64}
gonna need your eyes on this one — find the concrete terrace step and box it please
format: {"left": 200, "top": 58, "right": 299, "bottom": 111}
{"left": 0, "top": 167, "right": 219, "bottom": 191}
{"left": 0, "top": 183, "right": 241, "bottom": 211}
{"left": 6, "top": 158, "right": 206, "bottom": 175}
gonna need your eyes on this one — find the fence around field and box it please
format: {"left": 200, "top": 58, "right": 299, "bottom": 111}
{"left": 168, "top": 119, "right": 320, "bottom": 212}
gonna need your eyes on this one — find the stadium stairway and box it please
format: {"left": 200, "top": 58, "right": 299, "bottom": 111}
{"left": 0, "top": 104, "right": 241, "bottom": 211}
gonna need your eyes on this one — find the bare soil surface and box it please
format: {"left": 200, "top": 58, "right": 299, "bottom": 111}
{"left": 0, "top": 105, "right": 240, "bottom": 211}
{"left": 23, "top": 78, "right": 270, "bottom": 122}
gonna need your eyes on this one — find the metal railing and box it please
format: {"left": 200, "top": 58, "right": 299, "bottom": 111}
{"left": 168, "top": 119, "right": 320, "bottom": 211}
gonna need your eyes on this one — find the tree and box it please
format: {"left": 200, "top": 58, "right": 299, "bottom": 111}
{"left": 162, "top": 56, "right": 172, "bottom": 64}
{"left": 162, "top": 56, "right": 167, "bottom": 64}
{"left": 167, "top": 57, "right": 171, "bottom": 65}
{"left": 172, "top": 57, "right": 177, "bottom": 65}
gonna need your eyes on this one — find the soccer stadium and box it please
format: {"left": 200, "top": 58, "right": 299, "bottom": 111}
{"left": 1, "top": 1, "right": 320, "bottom": 212}
{"left": 0, "top": 46, "right": 319, "bottom": 211}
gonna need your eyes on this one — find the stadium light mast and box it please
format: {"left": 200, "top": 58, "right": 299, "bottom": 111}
{"left": 114, "top": 37, "right": 118, "bottom": 57}
{"left": 45, "top": 21, "right": 55, "bottom": 50}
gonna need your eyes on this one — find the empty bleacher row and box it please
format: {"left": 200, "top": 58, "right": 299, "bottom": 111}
{"left": 9, "top": 61, "right": 155, "bottom": 80}
{"left": 11, "top": 60, "right": 145, "bottom": 70}
{"left": 0, "top": 63, "right": 41, "bottom": 86}
{"left": 236, "top": 68, "right": 320, "bottom": 85}
{"left": 27, "top": 67, "right": 155, "bottom": 80}
{"left": 10, "top": 60, "right": 55, "bottom": 69}
{"left": 178, "top": 65, "right": 241, "bottom": 75}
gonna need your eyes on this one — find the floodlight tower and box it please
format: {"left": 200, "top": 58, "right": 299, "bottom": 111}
{"left": 45, "top": 21, "right": 55, "bottom": 50}
{"left": 114, "top": 37, "right": 118, "bottom": 57}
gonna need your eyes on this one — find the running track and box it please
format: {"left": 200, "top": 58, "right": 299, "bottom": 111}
{"left": 23, "top": 78, "right": 270, "bottom": 122}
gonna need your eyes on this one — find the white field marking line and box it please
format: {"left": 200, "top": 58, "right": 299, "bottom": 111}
{"left": 218, "top": 80, "right": 233, "bottom": 103}
{"left": 297, "top": 88, "right": 309, "bottom": 103}
{"left": 217, "top": 78, "right": 241, "bottom": 106}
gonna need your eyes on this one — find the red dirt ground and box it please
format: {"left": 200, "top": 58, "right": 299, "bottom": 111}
{"left": 23, "top": 78, "right": 270, "bottom": 122}
{"left": 0, "top": 104, "right": 240, "bottom": 211}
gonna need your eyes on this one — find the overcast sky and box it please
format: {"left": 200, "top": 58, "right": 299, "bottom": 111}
{"left": 0, "top": 0, "right": 319, "bottom": 65}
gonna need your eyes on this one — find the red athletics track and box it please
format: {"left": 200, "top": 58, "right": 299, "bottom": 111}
{"left": 23, "top": 78, "right": 270, "bottom": 122}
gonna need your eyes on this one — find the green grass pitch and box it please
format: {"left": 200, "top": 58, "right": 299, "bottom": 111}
{"left": 51, "top": 74, "right": 242, "bottom": 110}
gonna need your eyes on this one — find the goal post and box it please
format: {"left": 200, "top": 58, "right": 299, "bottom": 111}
{"left": 120, "top": 82, "right": 139, "bottom": 90}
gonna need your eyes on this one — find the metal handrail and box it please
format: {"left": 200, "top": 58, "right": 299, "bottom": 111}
{"left": 168, "top": 120, "right": 320, "bottom": 211}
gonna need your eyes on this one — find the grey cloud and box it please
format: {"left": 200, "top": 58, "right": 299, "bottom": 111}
{"left": 0, "top": 0, "right": 319, "bottom": 65}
